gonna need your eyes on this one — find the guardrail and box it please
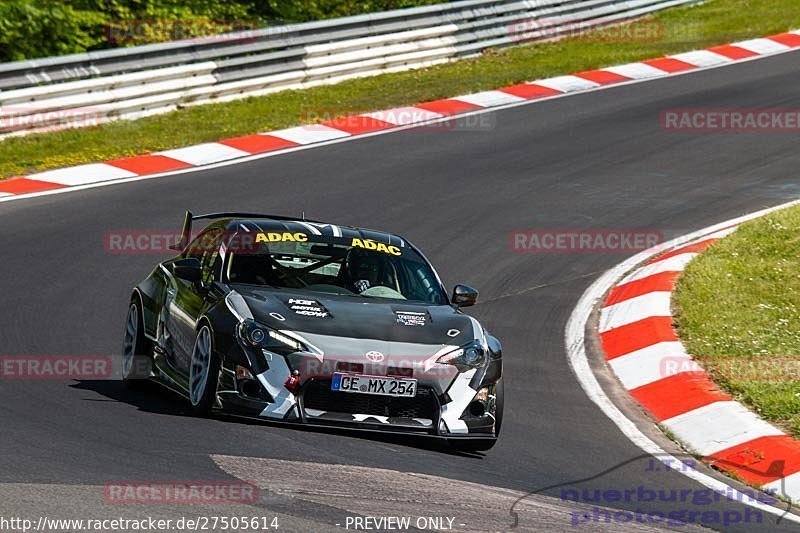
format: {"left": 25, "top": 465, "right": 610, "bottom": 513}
{"left": 0, "top": 0, "right": 695, "bottom": 137}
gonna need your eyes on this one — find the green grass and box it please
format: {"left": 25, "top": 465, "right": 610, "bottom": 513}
{"left": 674, "top": 205, "right": 800, "bottom": 437}
{"left": 2, "top": 0, "right": 800, "bottom": 178}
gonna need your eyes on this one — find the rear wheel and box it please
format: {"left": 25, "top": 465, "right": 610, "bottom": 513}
{"left": 122, "top": 301, "right": 152, "bottom": 389}
{"left": 188, "top": 325, "right": 220, "bottom": 415}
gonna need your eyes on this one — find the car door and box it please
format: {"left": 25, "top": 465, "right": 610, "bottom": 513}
{"left": 165, "top": 228, "right": 226, "bottom": 378}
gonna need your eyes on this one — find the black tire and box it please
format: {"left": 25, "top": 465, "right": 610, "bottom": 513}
{"left": 188, "top": 324, "right": 221, "bottom": 416}
{"left": 494, "top": 376, "right": 505, "bottom": 436}
{"left": 122, "top": 300, "right": 153, "bottom": 390}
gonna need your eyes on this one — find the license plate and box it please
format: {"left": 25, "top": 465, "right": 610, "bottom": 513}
{"left": 331, "top": 373, "right": 417, "bottom": 398}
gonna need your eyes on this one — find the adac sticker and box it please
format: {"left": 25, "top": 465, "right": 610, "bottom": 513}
{"left": 286, "top": 298, "right": 330, "bottom": 318}
{"left": 256, "top": 232, "right": 308, "bottom": 243}
{"left": 351, "top": 238, "right": 401, "bottom": 256}
{"left": 395, "top": 311, "right": 427, "bottom": 327}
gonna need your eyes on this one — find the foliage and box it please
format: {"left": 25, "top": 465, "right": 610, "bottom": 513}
{"left": 0, "top": 0, "right": 448, "bottom": 61}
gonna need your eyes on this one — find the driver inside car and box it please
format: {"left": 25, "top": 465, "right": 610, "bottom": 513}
{"left": 343, "top": 248, "right": 399, "bottom": 294}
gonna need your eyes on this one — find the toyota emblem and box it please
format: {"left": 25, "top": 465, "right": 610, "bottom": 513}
{"left": 365, "top": 351, "right": 385, "bottom": 362}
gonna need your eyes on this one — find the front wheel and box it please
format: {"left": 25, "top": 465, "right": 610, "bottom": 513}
{"left": 188, "top": 325, "right": 220, "bottom": 416}
{"left": 494, "top": 376, "right": 504, "bottom": 436}
{"left": 122, "top": 301, "right": 152, "bottom": 389}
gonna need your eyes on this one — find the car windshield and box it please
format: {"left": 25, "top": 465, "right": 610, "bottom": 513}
{"left": 224, "top": 231, "right": 447, "bottom": 304}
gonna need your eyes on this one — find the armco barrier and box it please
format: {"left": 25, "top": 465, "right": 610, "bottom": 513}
{"left": 0, "top": 0, "right": 695, "bottom": 137}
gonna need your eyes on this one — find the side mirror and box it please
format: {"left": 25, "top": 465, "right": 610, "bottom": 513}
{"left": 452, "top": 284, "right": 478, "bottom": 307}
{"left": 172, "top": 258, "right": 202, "bottom": 283}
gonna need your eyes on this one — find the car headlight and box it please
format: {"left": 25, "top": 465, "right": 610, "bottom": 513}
{"left": 436, "top": 341, "right": 488, "bottom": 370}
{"left": 237, "top": 319, "right": 305, "bottom": 354}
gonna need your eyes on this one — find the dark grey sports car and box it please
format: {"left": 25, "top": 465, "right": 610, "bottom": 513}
{"left": 123, "top": 211, "right": 503, "bottom": 451}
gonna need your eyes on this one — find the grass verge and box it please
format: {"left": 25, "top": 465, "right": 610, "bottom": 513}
{"left": 2, "top": 0, "right": 800, "bottom": 179}
{"left": 674, "top": 205, "right": 800, "bottom": 437}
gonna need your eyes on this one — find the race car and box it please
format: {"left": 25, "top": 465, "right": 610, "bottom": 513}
{"left": 122, "top": 211, "right": 503, "bottom": 451}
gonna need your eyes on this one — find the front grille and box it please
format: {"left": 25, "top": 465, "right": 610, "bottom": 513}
{"left": 303, "top": 379, "right": 439, "bottom": 420}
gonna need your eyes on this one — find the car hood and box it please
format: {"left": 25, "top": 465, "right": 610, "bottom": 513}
{"left": 230, "top": 285, "right": 478, "bottom": 346}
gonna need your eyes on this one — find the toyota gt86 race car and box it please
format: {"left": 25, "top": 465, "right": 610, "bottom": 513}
{"left": 123, "top": 212, "right": 503, "bottom": 450}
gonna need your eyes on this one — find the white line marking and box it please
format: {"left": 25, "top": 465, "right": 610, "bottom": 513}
{"left": 619, "top": 253, "right": 697, "bottom": 284}
{"left": 662, "top": 401, "right": 784, "bottom": 456}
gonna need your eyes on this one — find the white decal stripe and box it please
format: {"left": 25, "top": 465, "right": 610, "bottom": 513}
{"left": 441, "top": 368, "right": 478, "bottom": 434}
{"left": 599, "top": 291, "right": 672, "bottom": 332}
{"left": 422, "top": 345, "right": 458, "bottom": 371}
{"left": 225, "top": 291, "right": 253, "bottom": 321}
{"left": 662, "top": 401, "right": 784, "bottom": 456}
{"left": 257, "top": 355, "right": 296, "bottom": 418}
{"left": 353, "top": 414, "right": 390, "bottom": 424}
{"left": 292, "top": 221, "right": 322, "bottom": 235}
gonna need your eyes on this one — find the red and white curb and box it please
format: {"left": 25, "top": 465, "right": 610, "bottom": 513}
{"left": 1, "top": 31, "right": 800, "bottom": 200}
{"left": 596, "top": 217, "right": 800, "bottom": 506}
{"left": 566, "top": 201, "right": 800, "bottom": 524}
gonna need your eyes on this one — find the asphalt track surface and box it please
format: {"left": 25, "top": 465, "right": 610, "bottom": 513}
{"left": 2, "top": 50, "right": 800, "bottom": 532}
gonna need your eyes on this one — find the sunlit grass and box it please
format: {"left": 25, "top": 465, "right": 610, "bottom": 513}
{"left": 675, "top": 206, "right": 800, "bottom": 436}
